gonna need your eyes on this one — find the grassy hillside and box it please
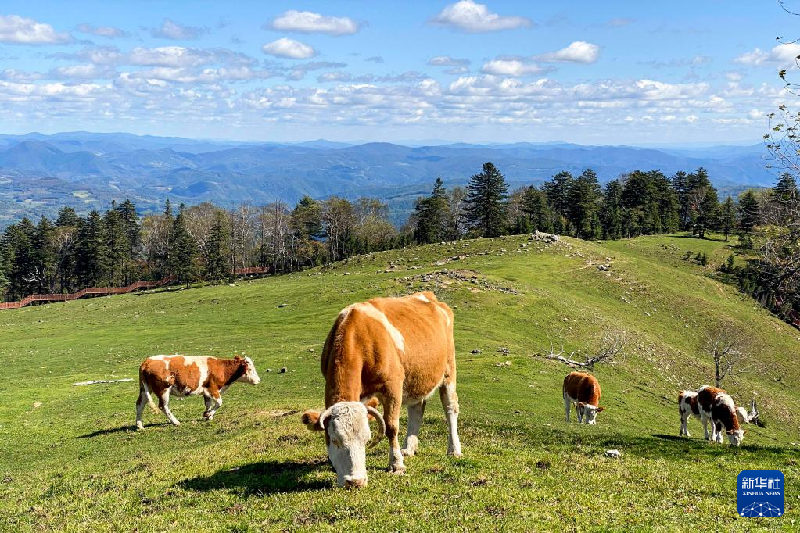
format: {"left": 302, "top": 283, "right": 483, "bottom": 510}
{"left": 0, "top": 233, "right": 797, "bottom": 531}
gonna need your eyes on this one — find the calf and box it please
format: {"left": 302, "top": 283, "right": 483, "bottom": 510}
{"left": 678, "top": 390, "right": 702, "bottom": 437}
{"left": 302, "top": 292, "right": 461, "bottom": 488}
{"left": 136, "top": 354, "right": 260, "bottom": 429}
{"left": 563, "top": 371, "right": 605, "bottom": 424}
{"left": 697, "top": 385, "right": 744, "bottom": 446}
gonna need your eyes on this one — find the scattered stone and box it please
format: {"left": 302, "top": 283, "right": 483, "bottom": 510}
{"left": 33, "top": 402, "right": 42, "bottom": 408}
{"left": 277, "top": 303, "right": 289, "bottom": 308}
{"left": 497, "top": 347, "right": 510, "bottom": 355}
{"left": 308, "top": 348, "right": 315, "bottom": 352}
{"left": 266, "top": 368, "right": 273, "bottom": 373}
{"left": 471, "top": 349, "right": 481, "bottom": 354}
{"left": 597, "top": 264, "right": 610, "bottom": 271}
{"left": 495, "top": 360, "right": 512, "bottom": 367}
{"left": 279, "top": 367, "right": 287, "bottom": 374}
{"left": 605, "top": 449, "right": 621, "bottom": 458}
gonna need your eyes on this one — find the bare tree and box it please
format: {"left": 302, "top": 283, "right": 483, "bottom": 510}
{"left": 543, "top": 330, "right": 627, "bottom": 370}
{"left": 705, "top": 321, "right": 752, "bottom": 387}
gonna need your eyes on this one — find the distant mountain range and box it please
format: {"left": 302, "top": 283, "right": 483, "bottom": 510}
{"left": 0, "top": 131, "right": 777, "bottom": 227}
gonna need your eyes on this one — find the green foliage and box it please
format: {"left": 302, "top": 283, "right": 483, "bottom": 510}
{"left": 414, "top": 178, "right": 451, "bottom": 244}
{"left": 464, "top": 162, "right": 509, "bottom": 238}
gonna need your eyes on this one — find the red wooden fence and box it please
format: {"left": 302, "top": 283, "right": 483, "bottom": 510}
{"left": 0, "top": 266, "right": 269, "bottom": 311}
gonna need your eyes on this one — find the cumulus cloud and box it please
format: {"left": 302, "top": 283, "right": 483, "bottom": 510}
{"left": 128, "top": 46, "right": 254, "bottom": 68}
{"left": 262, "top": 37, "right": 317, "bottom": 59}
{"left": 428, "top": 55, "right": 471, "bottom": 67}
{"left": 267, "top": 10, "right": 361, "bottom": 36}
{"left": 735, "top": 43, "right": 800, "bottom": 67}
{"left": 0, "top": 14, "right": 73, "bottom": 44}
{"left": 481, "top": 59, "right": 553, "bottom": 77}
{"left": 431, "top": 0, "right": 532, "bottom": 33}
{"left": 149, "top": 19, "right": 208, "bottom": 40}
{"left": 534, "top": 41, "right": 600, "bottom": 64}
{"left": 50, "top": 63, "right": 117, "bottom": 79}
{"left": 76, "top": 23, "right": 128, "bottom": 38}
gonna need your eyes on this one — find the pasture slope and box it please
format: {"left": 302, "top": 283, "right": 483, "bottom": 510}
{"left": 0, "top": 233, "right": 798, "bottom": 532}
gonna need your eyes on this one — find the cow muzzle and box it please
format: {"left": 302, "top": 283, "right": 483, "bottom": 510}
{"left": 343, "top": 475, "right": 368, "bottom": 489}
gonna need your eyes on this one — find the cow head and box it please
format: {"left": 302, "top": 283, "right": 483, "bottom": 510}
{"left": 578, "top": 402, "right": 605, "bottom": 424}
{"left": 727, "top": 427, "right": 745, "bottom": 446}
{"left": 235, "top": 355, "right": 261, "bottom": 385}
{"left": 302, "top": 401, "right": 385, "bottom": 488}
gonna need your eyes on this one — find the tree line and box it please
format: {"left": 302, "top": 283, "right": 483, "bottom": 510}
{"left": 2, "top": 163, "right": 798, "bottom": 331}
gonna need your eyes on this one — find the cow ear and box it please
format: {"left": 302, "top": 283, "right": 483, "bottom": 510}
{"left": 301, "top": 410, "right": 324, "bottom": 431}
{"left": 597, "top": 406, "right": 605, "bottom": 412}
{"left": 234, "top": 355, "right": 242, "bottom": 361}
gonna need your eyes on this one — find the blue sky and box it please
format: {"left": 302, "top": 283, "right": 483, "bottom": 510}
{"left": 0, "top": 0, "right": 798, "bottom": 144}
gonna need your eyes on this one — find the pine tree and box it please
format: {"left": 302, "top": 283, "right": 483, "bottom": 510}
{"left": 601, "top": 180, "right": 624, "bottom": 239}
{"left": 464, "top": 162, "right": 509, "bottom": 238}
{"left": 738, "top": 190, "right": 760, "bottom": 233}
{"left": 521, "top": 186, "right": 552, "bottom": 233}
{"left": 686, "top": 168, "right": 719, "bottom": 239}
{"left": 567, "top": 169, "right": 602, "bottom": 239}
{"left": 116, "top": 199, "right": 140, "bottom": 283}
{"left": 542, "top": 171, "right": 574, "bottom": 234}
{"left": 75, "top": 211, "right": 110, "bottom": 287}
{"left": 33, "top": 216, "right": 57, "bottom": 293}
{"left": 205, "top": 210, "right": 231, "bottom": 281}
{"left": 718, "top": 197, "right": 737, "bottom": 241}
{"left": 414, "top": 178, "right": 451, "bottom": 243}
{"left": 168, "top": 205, "right": 197, "bottom": 285}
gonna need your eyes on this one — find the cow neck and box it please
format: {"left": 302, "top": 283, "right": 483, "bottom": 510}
{"left": 223, "top": 359, "right": 246, "bottom": 386}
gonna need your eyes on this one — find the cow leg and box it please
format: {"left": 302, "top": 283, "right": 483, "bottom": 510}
{"left": 159, "top": 390, "right": 180, "bottom": 426}
{"left": 204, "top": 393, "right": 222, "bottom": 421}
{"left": 679, "top": 412, "right": 689, "bottom": 437}
{"left": 439, "top": 381, "right": 462, "bottom": 457}
{"left": 202, "top": 394, "right": 213, "bottom": 418}
{"left": 383, "top": 393, "right": 406, "bottom": 474}
{"left": 701, "top": 413, "right": 710, "bottom": 440}
{"left": 564, "top": 396, "right": 571, "bottom": 423}
{"left": 136, "top": 388, "right": 148, "bottom": 430}
{"left": 402, "top": 400, "right": 426, "bottom": 457}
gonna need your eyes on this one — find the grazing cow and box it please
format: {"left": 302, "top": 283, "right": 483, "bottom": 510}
{"left": 736, "top": 399, "right": 761, "bottom": 426}
{"left": 136, "top": 354, "right": 260, "bottom": 429}
{"left": 563, "top": 371, "right": 605, "bottom": 424}
{"left": 697, "top": 385, "right": 744, "bottom": 446}
{"left": 678, "top": 390, "right": 702, "bottom": 437}
{"left": 302, "top": 291, "right": 461, "bottom": 488}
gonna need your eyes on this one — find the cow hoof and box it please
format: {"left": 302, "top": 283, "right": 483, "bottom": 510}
{"left": 136, "top": 422, "right": 144, "bottom": 430}
{"left": 389, "top": 466, "right": 406, "bottom": 475}
{"left": 449, "top": 451, "right": 463, "bottom": 458}
{"left": 401, "top": 448, "right": 416, "bottom": 457}
{"left": 172, "top": 421, "right": 181, "bottom": 426}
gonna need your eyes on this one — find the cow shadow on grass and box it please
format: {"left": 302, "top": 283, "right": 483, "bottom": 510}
{"left": 79, "top": 423, "right": 171, "bottom": 438}
{"left": 178, "top": 459, "right": 331, "bottom": 495}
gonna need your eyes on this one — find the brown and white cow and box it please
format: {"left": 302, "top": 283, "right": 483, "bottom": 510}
{"left": 302, "top": 291, "right": 461, "bottom": 488}
{"left": 136, "top": 354, "right": 260, "bottom": 429}
{"left": 563, "top": 371, "right": 605, "bottom": 424}
{"left": 697, "top": 385, "right": 744, "bottom": 446}
{"left": 678, "top": 390, "right": 702, "bottom": 437}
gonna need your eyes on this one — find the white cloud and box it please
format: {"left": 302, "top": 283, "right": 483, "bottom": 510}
{"left": 534, "top": 41, "right": 600, "bottom": 64}
{"left": 268, "top": 10, "right": 361, "bottom": 36}
{"left": 428, "top": 55, "right": 471, "bottom": 67}
{"left": 50, "top": 64, "right": 116, "bottom": 79}
{"left": 481, "top": 59, "right": 551, "bottom": 77}
{"left": 149, "top": 19, "right": 207, "bottom": 40}
{"left": 262, "top": 38, "right": 316, "bottom": 59}
{"left": 431, "top": 1, "right": 532, "bottom": 33}
{"left": 0, "top": 14, "right": 72, "bottom": 44}
{"left": 129, "top": 46, "right": 214, "bottom": 67}
{"left": 76, "top": 24, "right": 128, "bottom": 39}
{"left": 365, "top": 56, "right": 384, "bottom": 63}
{"left": 734, "top": 43, "right": 800, "bottom": 68}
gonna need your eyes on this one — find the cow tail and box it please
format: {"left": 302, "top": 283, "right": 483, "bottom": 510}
{"left": 139, "top": 368, "right": 158, "bottom": 412}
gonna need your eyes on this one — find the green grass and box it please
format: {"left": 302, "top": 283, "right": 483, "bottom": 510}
{"left": 1, "top": 233, "right": 798, "bottom": 531}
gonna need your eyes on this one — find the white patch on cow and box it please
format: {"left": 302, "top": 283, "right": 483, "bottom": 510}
{"left": 413, "top": 293, "right": 430, "bottom": 302}
{"left": 736, "top": 406, "right": 748, "bottom": 425}
{"left": 716, "top": 393, "right": 736, "bottom": 412}
{"left": 321, "top": 401, "right": 371, "bottom": 488}
{"left": 238, "top": 356, "right": 261, "bottom": 385}
{"left": 358, "top": 303, "right": 405, "bottom": 352}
